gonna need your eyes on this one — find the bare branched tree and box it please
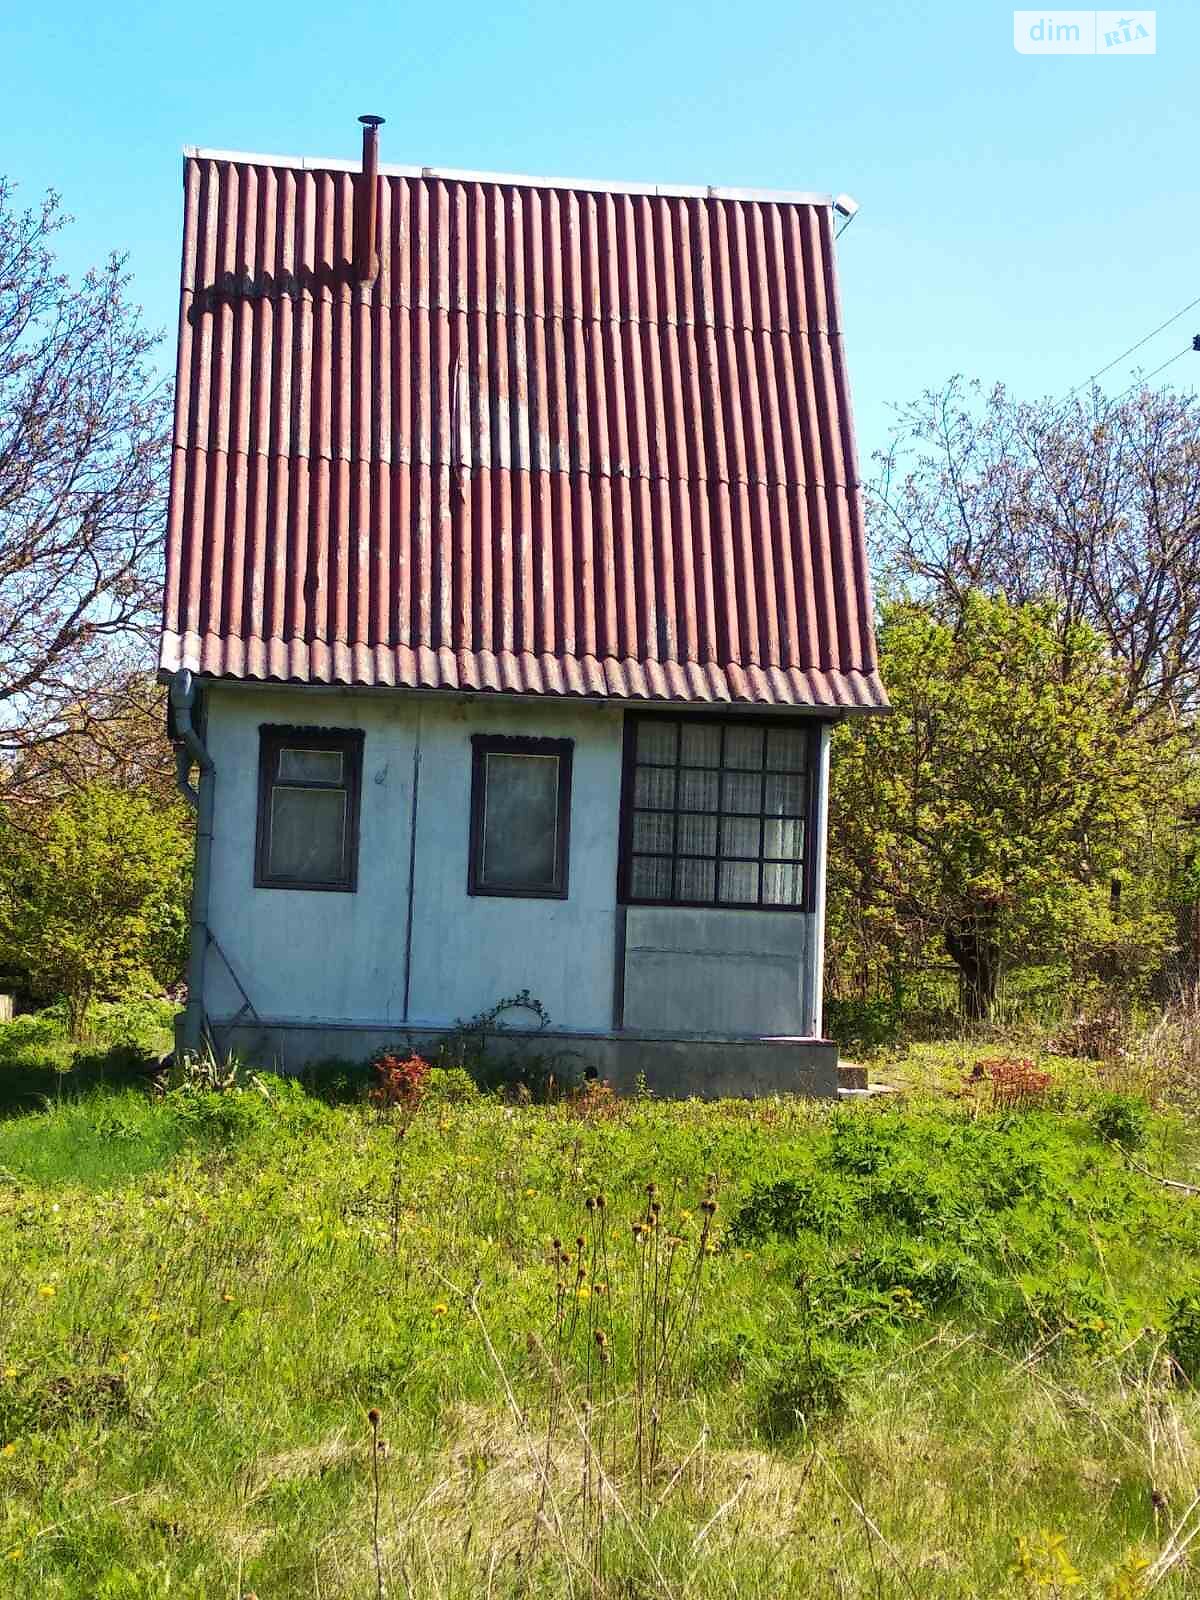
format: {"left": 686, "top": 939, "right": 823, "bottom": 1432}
{"left": 870, "top": 377, "right": 1200, "bottom": 720}
{"left": 0, "top": 178, "right": 169, "bottom": 799}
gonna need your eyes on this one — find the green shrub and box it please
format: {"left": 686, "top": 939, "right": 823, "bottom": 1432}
{"left": 1089, "top": 1091, "right": 1150, "bottom": 1150}
{"left": 424, "top": 1066, "right": 479, "bottom": 1105}
{"left": 756, "top": 1338, "right": 858, "bottom": 1438}
{"left": 299, "top": 1057, "right": 372, "bottom": 1103}
{"left": 999, "top": 1273, "right": 1124, "bottom": 1355}
{"left": 837, "top": 1237, "right": 991, "bottom": 1313}
{"left": 825, "top": 996, "right": 903, "bottom": 1054}
{"left": 728, "top": 1170, "right": 857, "bottom": 1243}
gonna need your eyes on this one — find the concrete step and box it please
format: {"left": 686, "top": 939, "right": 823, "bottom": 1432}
{"left": 838, "top": 1060, "right": 868, "bottom": 1091}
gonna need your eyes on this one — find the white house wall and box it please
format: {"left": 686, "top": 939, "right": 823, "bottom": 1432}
{"left": 201, "top": 687, "right": 624, "bottom": 1033}
{"left": 621, "top": 908, "right": 815, "bottom": 1037}
{"left": 403, "top": 697, "right": 624, "bottom": 1030}
{"left": 202, "top": 687, "right": 418, "bottom": 1025}
{"left": 200, "top": 686, "right": 830, "bottom": 1044}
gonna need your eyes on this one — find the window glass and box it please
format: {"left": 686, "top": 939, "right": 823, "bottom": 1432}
{"left": 256, "top": 728, "right": 361, "bottom": 891}
{"left": 766, "top": 727, "right": 808, "bottom": 771}
{"left": 719, "top": 860, "right": 759, "bottom": 904}
{"left": 622, "top": 717, "right": 813, "bottom": 909}
{"left": 636, "top": 720, "right": 677, "bottom": 765}
{"left": 677, "top": 814, "right": 717, "bottom": 856}
{"left": 480, "top": 754, "right": 559, "bottom": 889}
{"left": 269, "top": 788, "right": 347, "bottom": 881}
{"left": 469, "top": 736, "right": 573, "bottom": 898}
{"left": 279, "top": 748, "right": 343, "bottom": 784}
{"left": 680, "top": 722, "right": 721, "bottom": 767}
{"left": 676, "top": 857, "right": 716, "bottom": 901}
{"left": 631, "top": 855, "right": 673, "bottom": 899}
{"left": 679, "top": 768, "right": 720, "bottom": 812}
{"left": 635, "top": 765, "right": 676, "bottom": 809}
{"left": 632, "top": 812, "right": 674, "bottom": 853}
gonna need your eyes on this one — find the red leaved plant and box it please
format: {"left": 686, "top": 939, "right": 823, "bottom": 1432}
{"left": 369, "top": 1051, "right": 431, "bottom": 1109}
{"left": 966, "top": 1057, "right": 1052, "bottom": 1107}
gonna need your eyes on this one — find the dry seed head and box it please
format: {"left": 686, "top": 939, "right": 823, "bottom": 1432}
{"left": 552, "top": 1237, "right": 562, "bottom": 1250}
{"left": 368, "top": 1407, "right": 381, "bottom": 1427}
{"left": 576, "top": 1236, "right": 585, "bottom": 1249}
{"left": 594, "top": 1329, "right": 607, "bottom": 1347}
{"left": 701, "top": 1199, "right": 718, "bottom": 1215}
{"left": 585, "top": 1196, "right": 595, "bottom": 1212}
{"left": 596, "top": 1193, "right": 606, "bottom": 1208}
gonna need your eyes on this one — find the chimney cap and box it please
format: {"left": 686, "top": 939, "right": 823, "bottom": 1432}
{"left": 358, "top": 114, "right": 385, "bottom": 128}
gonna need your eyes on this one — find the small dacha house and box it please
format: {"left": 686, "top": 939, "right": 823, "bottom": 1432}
{"left": 161, "top": 118, "right": 886, "bottom": 1095}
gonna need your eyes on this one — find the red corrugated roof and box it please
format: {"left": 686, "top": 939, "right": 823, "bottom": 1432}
{"left": 159, "top": 149, "right": 885, "bottom": 710}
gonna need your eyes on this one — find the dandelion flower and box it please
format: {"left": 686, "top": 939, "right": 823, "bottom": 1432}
{"left": 525, "top": 1188, "right": 536, "bottom": 1197}
{"left": 147, "top": 1311, "right": 161, "bottom": 1324}
{"left": 37, "top": 1284, "right": 56, "bottom": 1298}
{"left": 576, "top": 1286, "right": 591, "bottom": 1300}
{"left": 1, "top": 1443, "right": 15, "bottom": 1458}
{"left": 432, "top": 1303, "right": 449, "bottom": 1317}
{"left": 2, "top": 1368, "right": 16, "bottom": 1380}
{"left": 221, "top": 1293, "right": 234, "bottom": 1304}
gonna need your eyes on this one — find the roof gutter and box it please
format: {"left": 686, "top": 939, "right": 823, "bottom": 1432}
{"left": 171, "top": 668, "right": 215, "bottom": 1058}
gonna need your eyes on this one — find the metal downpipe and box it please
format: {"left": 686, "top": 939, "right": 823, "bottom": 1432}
{"left": 170, "top": 669, "right": 214, "bottom": 1057}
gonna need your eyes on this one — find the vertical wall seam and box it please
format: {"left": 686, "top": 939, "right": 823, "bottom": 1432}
{"left": 401, "top": 703, "right": 422, "bottom": 1021}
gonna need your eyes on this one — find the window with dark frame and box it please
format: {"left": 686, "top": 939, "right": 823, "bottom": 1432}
{"left": 468, "top": 735, "right": 573, "bottom": 899}
{"left": 255, "top": 726, "right": 363, "bottom": 892}
{"left": 618, "top": 715, "right": 817, "bottom": 910}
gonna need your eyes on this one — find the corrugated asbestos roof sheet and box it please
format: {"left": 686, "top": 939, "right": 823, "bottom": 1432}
{"left": 159, "top": 149, "right": 886, "bottom": 710}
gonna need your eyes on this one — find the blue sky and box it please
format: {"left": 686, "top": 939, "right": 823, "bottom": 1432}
{"left": 3, "top": 0, "right": 1196, "bottom": 467}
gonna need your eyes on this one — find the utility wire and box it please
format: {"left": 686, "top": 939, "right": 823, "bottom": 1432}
{"left": 1066, "top": 293, "right": 1200, "bottom": 398}
{"left": 1111, "top": 343, "right": 1196, "bottom": 404}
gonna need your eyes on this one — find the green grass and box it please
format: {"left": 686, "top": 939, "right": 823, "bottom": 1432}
{"left": 1, "top": 1012, "right": 1199, "bottom": 1596}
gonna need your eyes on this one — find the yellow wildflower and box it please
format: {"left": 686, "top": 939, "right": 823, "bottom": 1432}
{"left": 576, "top": 1286, "right": 591, "bottom": 1300}
{"left": 3, "top": 1368, "right": 16, "bottom": 1379}
{"left": 36, "top": 1284, "right": 56, "bottom": 1298}
{"left": 1, "top": 1443, "right": 15, "bottom": 1458}
{"left": 432, "top": 1303, "right": 449, "bottom": 1317}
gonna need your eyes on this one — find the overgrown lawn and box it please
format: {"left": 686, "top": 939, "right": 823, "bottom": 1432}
{"left": 1, "top": 1017, "right": 1198, "bottom": 1596}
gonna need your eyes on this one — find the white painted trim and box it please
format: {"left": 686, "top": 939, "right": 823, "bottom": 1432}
{"left": 804, "top": 722, "right": 832, "bottom": 1038}
{"left": 180, "top": 146, "right": 834, "bottom": 207}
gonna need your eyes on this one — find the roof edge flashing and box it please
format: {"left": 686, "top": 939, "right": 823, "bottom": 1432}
{"left": 180, "top": 145, "right": 834, "bottom": 206}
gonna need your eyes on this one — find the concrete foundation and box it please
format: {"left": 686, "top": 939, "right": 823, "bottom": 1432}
{"left": 202, "top": 1018, "right": 840, "bottom": 1100}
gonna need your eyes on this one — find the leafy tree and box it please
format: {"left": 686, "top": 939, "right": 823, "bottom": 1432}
{"left": 871, "top": 379, "right": 1200, "bottom": 719}
{"left": 0, "top": 784, "right": 190, "bottom": 1037}
{"left": 828, "top": 594, "right": 1180, "bottom": 1020}
{"left": 0, "top": 179, "right": 169, "bottom": 798}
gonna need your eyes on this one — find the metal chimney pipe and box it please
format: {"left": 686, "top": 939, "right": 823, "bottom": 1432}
{"left": 356, "top": 114, "right": 385, "bottom": 281}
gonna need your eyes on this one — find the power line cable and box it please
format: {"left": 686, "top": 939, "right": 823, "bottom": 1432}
{"left": 1066, "top": 293, "right": 1200, "bottom": 398}
{"left": 1111, "top": 343, "right": 1196, "bottom": 404}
